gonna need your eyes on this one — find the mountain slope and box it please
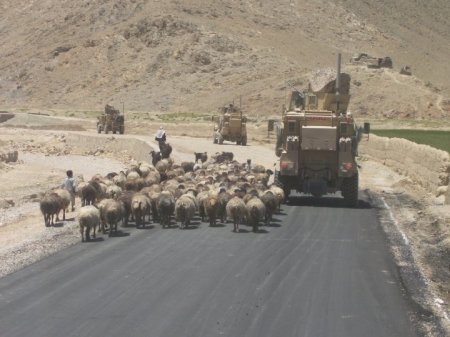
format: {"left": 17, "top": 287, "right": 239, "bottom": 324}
{"left": 0, "top": 0, "right": 449, "bottom": 119}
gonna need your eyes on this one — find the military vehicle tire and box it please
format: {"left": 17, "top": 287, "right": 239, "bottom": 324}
{"left": 341, "top": 174, "right": 359, "bottom": 207}
{"left": 241, "top": 137, "right": 247, "bottom": 146}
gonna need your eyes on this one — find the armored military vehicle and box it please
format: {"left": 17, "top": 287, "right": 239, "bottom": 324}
{"left": 213, "top": 103, "right": 247, "bottom": 145}
{"left": 97, "top": 104, "right": 125, "bottom": 134}
{"left": 274, "top": 55, "right": 368, "bottom": 206}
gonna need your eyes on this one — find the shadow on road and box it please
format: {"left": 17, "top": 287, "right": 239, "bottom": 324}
{"left": 286, "top": 195, "right": 372, "bottom": 209}
{"left": 108, "top": 231, "right": 131, "bottom": 238}
{"left": 84, "top": 237, "right": 104, "bottom": 243}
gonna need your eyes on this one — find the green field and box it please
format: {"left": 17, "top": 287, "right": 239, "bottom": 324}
{"left": 372, "top": 129, "right": 450, "bottom": 153}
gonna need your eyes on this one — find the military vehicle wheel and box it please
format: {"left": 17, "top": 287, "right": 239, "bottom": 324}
{"left": 241, "top": 137, "right": 247, "bottom": 146}
{"left": 341, "top": 174, "right": 359, "bottom": 207}
{"left": 274, "top": 170, "right": 290, "bottom": 202}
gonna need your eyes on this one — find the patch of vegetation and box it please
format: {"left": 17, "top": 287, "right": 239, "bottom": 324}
{"left": 372, "top": 129, "right": 450, "bottom": 153}
{"left": 155, "top": 112, "right": 212, "bottom": 122}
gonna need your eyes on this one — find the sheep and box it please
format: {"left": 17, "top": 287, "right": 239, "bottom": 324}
{"left": 126, "top": 165, "right": 141, "bottom": 177}
{"left": 118, "top": 191, "right": 134, "bottom": 226}
{"left": 180, "top": 162, "right": 194, "bottom": 173}
{"left": 131, "top": 193, "right": 151, "bottom": 228}
{"left": 78, "top": 205, "right": 101, "bottom": 242}
{"left": 246, "top": 197, "right": 266, "bottom": 233}
{"left": 194, "top": 152, "right": 208, "bottom": 163}
{"left": 98, "top": 198, "right": 125, "bottom": 236}
{"left": 139, "top": 163, "right": 153, "bottom": 178}
{"left": 127, "top": 170, "right": 141, "bottom": 180}
{"left": 158, "top": 191, "right": 175, "bottom": 228}
{"left": 196, "top": 191, "right": 209, "bottom": 222}
{"left": 260, "top": 190, "right": 278, "bottom": 225}
{"left": 147, "top": 191, "right": 161, "bottom": 222}
{"left": 175, "top": 195, "right": 196, "bottom": 229}
{"left": 124, "top": 177, "right": 146, "bottom": 191}
{"left": 269, "top": 185, "right": 286, "bottom": 210}
{"left": 106, "top": 184, "right": 122, "bottom": 199}
{"left": 144, "top": 171, "right": 161, "bottom": 186}
{"left": 112, "top": 171, "right": 127, "bottom": 189}
{"left": 204, "top": 195, "right": 219, "bottom": 227}
{"left": 226, "top": 196, "right": 247, "bottom": 232}
{"left": 155, "top": 158, "right": 170, "bottom": 173}
{"left": 160, "top": 143, "right": 172, "bottom": 159}
{"left": 53, "top": 188, "right": 71, "bottom": 221}
{"left": 217, "top": 189, "right": 232, "bottom": 224}
{"left": 81, "top": 181, "right": 102, "bottom": 206}
{"left": 150, "top": 150, "right": 162, "bottom": 166}
{"left": 40, "top": 193, "right": 64, "bottom": 227}
{"left": 105, "top": 172, "right": 118, "bottom": 180}
{"left": 213, "top": 151, "right": 234, "bottom": 163}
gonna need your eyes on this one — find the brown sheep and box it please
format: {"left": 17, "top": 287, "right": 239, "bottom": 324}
{"left": 131, "top": 193, "right": 151, "bottom": 228}
{"left": 246, "top": 197, "right": 266, "bottom": 233}
{"left": 158, "top": 191, "right": 175, "bottom": 228}
{"left": 98, "top": 198, "right": 125, "bottom": 236}
{"left": 204, "top": 196, "right": 219, "bottom": 227}
{"left": 40, "top": 193, "right": 64, "bottom": 227}
{"left": 260, "top": 190, "right": 278, "bottom": 225}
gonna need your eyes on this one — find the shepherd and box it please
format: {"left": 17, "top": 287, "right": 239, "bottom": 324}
{"left": 155, "top": 126, "right": 166, "bottom": 152}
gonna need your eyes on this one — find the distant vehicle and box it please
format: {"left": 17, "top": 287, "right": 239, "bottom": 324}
{"left": 213, "top": 103, "right": 247, "bottom": 145}
{"left": 349, "top": 53, "right": 393, "bottom": 69}
{"left": 274, "top": 54, "right": 369, "bottom": 206}
{"left": 97, "top": 104, "right": 124, "bottom": 134}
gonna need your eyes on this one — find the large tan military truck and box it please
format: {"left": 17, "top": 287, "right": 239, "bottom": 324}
{"left": 213, "top": 103, "right": 247, "bottom": 145}
{"left": 97, "top": 104, "right": 125, "bottom": 134}
{"left": 274, "top": 55, "right": 368, "bottom": 206}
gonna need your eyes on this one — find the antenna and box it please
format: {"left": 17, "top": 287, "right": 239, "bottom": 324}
{"left": 336, "top": 53, "right": 341, "bottom": 114}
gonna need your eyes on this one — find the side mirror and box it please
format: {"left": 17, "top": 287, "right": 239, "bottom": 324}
{"left": 363, "top": 122, "right": 371, "bottom": 134}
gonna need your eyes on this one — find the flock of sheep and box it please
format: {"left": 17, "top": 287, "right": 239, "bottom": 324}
{"left": 40, "top": 151, "right": 285, "bottom": 242}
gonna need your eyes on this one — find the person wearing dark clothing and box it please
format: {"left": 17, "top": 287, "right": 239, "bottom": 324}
{"left": 155, "top": 126, "right": 167, "bottom": 151}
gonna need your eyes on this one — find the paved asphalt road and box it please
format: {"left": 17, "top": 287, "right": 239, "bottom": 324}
{"left": 0, "top": 195, "right": 419, "bottom": 337}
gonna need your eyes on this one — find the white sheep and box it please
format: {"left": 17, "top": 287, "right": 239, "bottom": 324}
{"left": 131, "top": 193, "right": 151, "bottom": 228}
{"left": 175, "top": 195, "right": 196, "bottom": 229}
{"left": 246, "top": 197, "right": 266, "bottom": 232}
{"left": 78, "top": 205, "right": 101, "bottom": 242}
{"left": 52, "top": 188, "right": 71, "bottom": 221}
{"left": 226, "top": 196, "right": 247, "bottom": 232}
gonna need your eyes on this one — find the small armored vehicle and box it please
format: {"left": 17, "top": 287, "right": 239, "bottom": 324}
{"left": 213, "top": 103, "right": 247, "bottom": 145}
{"left": 275, "top": 55, "right": 368, "bottom": 206}
{"left": 97, "top": 104, "right": 125, "bottom": 134}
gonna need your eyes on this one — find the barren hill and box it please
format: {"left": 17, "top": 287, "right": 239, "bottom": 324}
{"left": 0, "top": 0, "right": 449, "bottom": 120}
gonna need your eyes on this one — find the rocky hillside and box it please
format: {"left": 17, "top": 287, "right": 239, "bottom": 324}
{"left": 0, "top": 0, "right": 449, "bottom": 120}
